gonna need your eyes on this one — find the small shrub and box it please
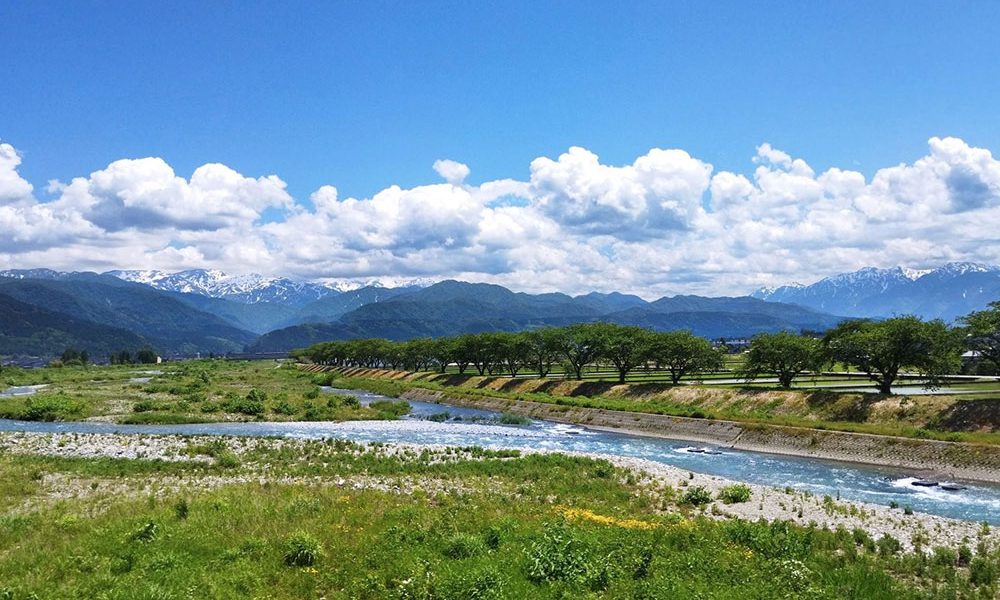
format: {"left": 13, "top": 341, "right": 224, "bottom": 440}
{"left": 718, "top": 484, "right": 752, "bottom": 504}
{"left": 272, "top": 399, "right": 295, "bottom": 415}
{"left": 970, "top": 557, "right": 997, "bottom": 586}
{"left": 498, "top": 412, "right": 530, "bottom": 425}
{"left": 958, "top": 545, "right": 973, "bottom": 567}
{"left": 903, "top": 505, "right": 913, "bottom": 515}
{"left": 222, "top": 389, "right": 266, "bottom": 416}
{"left": 130, "top": 521, "right": 158, "bottom": 543}
{"left": 283, "top": 532, "right": 324, "bottom": 567}
{"left": 931, "top": 546, "right": 957, "bottom": 567}
{"left": 589, "top": 461, "right": 615, "bottom": 479}
{"left": 173, "top": 498, "right": 189, "bottom": 520}
{"left": 371, "top": 400, "right": 410, "bottom": 419}
{"left": 681, "top": 486, "right": 713, "bottom": 506}
{"left": 483, "top": 525, "right": 505, "bottom": 550}
{"left": 132, "top": 400, "right": 156, "bottom": 413}
{"left": 876, "top": 533, "right": 902, "bottom": 557}
{"left": 20, "top": 395, "right": 86, "bottom": 421}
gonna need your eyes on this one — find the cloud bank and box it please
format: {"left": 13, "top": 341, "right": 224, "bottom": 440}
{"left": 2, "top": 136, "right": 999, "bottom": 297}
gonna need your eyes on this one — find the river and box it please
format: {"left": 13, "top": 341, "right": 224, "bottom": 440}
{"left": 1, "top": 386, "right": 998, "bottom": 524}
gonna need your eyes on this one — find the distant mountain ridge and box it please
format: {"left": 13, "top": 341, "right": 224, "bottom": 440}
{"left": 105, "top": 269, "right": 336, "bottom": 307}
{"left": 752, "top": 262, "right": 1000, "bottom": 320}
{"left": 249, "top": 280, "right": 844, "bottom": 352}
{"left": 7, "top": 262, "right": 998, "bottom": 358}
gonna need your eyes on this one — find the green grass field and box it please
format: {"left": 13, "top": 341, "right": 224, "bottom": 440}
{"left": 1, "top": 439, "right": 998, "bottom": 599}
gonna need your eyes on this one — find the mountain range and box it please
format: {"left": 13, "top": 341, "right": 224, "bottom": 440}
{"left": 751, "top": 262, "right": 1000, "bottom": 321}
{"left": 1, "top": 262, "right": 998, "bottom": 359}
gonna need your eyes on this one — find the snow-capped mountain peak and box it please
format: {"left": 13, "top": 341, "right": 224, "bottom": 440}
{"left": 105, "top": 268, "right": 336, "bottom": 306}
{"left": 318, "top": 276, "right": 438, "bottom": 292}
{"left": 933, "top": 262, "right": 998, "bottom": 277}
{"left": 901, "top": 267, "right": 932, "bottom": 281}
{"left": 750, "top": 262, "right": 1000, "bottom": 321}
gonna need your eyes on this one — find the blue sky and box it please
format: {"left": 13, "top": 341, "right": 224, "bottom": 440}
{"left": 2, "top": 1, "right": 1000, "bottom": 295}
{"left": 4, "top": 1, "right": 999, "bottom": 200}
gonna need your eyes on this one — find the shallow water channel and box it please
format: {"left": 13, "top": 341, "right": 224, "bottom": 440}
{"left": 1, "top": 386, "right": 998, "bottom": 524}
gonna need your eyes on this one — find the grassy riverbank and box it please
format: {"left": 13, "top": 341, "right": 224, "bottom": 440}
{"left": 1, "top": 432, "right": 999, "bottom": 599}
{"left": 0, "top": 361, "right": 409, "bottom": 424}
{"left": 315, "top": 367, "right": 1000, "bottom": 446}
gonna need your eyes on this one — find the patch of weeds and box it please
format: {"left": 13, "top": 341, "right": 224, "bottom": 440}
{"left": 442, "top": 532, "right": 485, "bottom": 559}
{"left": 524, "top": 521, "right": 587, "bottom": 582}
{"left": 681, "top": 486, "right": 713, "bottom": 506}
{"left": 718, "top": 484, "right": 752, "bottom": 504}
{"left": 283, "top": 532, "right": 324, "bottom": 567}
{"left": 130, "top": 521, "right": 158, "bottom": 543}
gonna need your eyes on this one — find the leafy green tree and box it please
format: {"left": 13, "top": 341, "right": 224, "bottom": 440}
{"left": 741, "top": 332, "right": 823, "bottom": 389}
{"left": 823, "top": 316, "right": 962, "bottom": 394}
{"left": 557, "top": 323, "right": 607, "bottom": 380}
{"left": 647, "top": 331, "right": 723, "bottom": 384}
{"left": 590, "top": 323, "right": 651, "bottom": 383}
{"left": 136, "top": 348, "right": 158, "bottom": 364}
{"left": 961, "top": 301, "right": 1000, "bottom": 371}
{"left": 428, "top": 337, "right": 456, "bottom": 373}
{"left": 111, "top": 350, "right": 133, "bottom": 365}
{"left": 497, "top": 332, "right": 532, "bottom": 377}
{"left": 523, "top": 328, "right": 564, "bottom": 378}
{"left": 452, "top": 334, "right": 477, "bottom": 374}
{"left": 479, "top": 332, "right": 509, "bottom": 376}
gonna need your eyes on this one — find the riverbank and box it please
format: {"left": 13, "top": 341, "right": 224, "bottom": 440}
{"left": 2, "top": 430, "right": 995, "bottom": 553}
{"left": 315, "top": 367, "right": 1000, "bottom": 484}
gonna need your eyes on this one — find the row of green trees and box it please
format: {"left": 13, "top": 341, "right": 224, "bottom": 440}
{"left": 295, "top": 302, "right": 1000, "bottom": 394}
{"left": 108, "top": 348, "right": 159, "bottom": 365}
{"left": 719, "top": 305, "right": 1000, "bottom": 393}
{"left": 294, "top": 323, "right": 722, "bottom": 384}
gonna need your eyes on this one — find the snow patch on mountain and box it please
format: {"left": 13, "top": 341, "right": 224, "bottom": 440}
{"left": 106, "top": 269, "right": 335, "bottom": 306}
{"left": 316, "top": 277, "right": 437, "bottom": 293}
{"left": 751, "top": 262, "right": 1000, "bottom": 320}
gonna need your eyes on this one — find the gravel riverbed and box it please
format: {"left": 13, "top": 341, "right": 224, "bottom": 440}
{"left": 2, "top": 429, "right": 996, "bottom": 553}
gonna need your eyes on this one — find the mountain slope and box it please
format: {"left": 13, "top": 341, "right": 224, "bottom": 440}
{"left": 753, "top": 263, "right": 1000, "bottom": 320}
{"left": 0, "top": 293, "right": 147, "bottom": 357}
{"left": 0, "top": 276, "right": 256, "bottom": 355}
{"left": 106, "top": 269, "right": 336, "bottom": 306}
{"left": 281, "top": 285, "right": 419, "bottom": 328}
{"left": 249, "top": 280, "right": 843, "bottom": 352}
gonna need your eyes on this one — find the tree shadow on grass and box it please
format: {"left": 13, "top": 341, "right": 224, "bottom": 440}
{"left": 497, "top": 379, "right": 525, "bottom": 393}
{"left": 431, "top": 374, "right": 477, "bottom": 387}
{"left": 567, "top": 382, "right": 616, "bottom": 397}
{"left": 930, "top": 399, "right": 1000, "bottom": 432}
{"left": 804, "top": 391, "right": 881, "bottom": 422}
{"left": 533, "top": 380, "right": 563, "bottom": 394}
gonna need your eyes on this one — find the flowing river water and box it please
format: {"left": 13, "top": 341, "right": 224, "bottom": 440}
{"left": 1, "top": 386, "right": 998, "bottom": 524}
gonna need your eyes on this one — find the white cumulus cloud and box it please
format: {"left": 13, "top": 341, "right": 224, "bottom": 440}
{"left": 2, "top": 136, "right": 1000, "bottom": 297}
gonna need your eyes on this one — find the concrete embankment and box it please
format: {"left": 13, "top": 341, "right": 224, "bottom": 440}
{"left": 304, "top": 365, "right": 1000, "bottom": 483}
